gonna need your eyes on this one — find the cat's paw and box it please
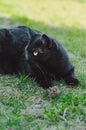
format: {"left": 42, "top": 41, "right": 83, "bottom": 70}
{"left": 48, "top": 86, "right": 60, "bottom": 97}
{"left": 65, "top": 77, "right": 79, "bottom": 86}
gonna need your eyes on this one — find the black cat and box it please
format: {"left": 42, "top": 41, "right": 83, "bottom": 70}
{"left": 0, "top": 26, "right": 79, "bottom": 88}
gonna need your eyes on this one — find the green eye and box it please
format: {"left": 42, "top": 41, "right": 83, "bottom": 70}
{"left": 33, "top": 51, "right": 38, "bottom": 56}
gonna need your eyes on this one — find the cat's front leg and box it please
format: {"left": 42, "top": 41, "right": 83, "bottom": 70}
{"left": 33, "top": 67, "right": 52, "bottom": 89}
{"left": 55, "top": 69, "right": 79, "bottom": 86}
{"left": 64, "top": 76, "right": 79, "bottom": 86}
{"left": 64, "top": 69, "right": 79, "bottom": 86}
{"left": 30, "top": 61, "right": 52, "bottom": 89}
{"left": 37, "top": 78, "right": 52, "bottom": 89}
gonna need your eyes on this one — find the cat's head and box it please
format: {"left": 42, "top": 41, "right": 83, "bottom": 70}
{"left": 28, "top": 34, "right": 57, "bottom": 61}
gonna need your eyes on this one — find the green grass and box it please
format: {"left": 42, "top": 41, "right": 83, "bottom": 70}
{"left": 0, "top": 0, "right": 86, "bottom": 130}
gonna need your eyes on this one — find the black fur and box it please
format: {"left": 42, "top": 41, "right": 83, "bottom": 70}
{"left": 0, "top": 26, "right": 79, "bottom": 88}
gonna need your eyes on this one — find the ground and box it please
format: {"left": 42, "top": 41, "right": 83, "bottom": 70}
{"left": 0, "top": 0, "right": 86, "bottom": 130}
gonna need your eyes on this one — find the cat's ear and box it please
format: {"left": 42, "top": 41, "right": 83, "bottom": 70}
{"left": 0, "top": 29, "right": 12, "bottom": 42}
{"left": 41, "top": 34, "right": 52, "bottom": 48}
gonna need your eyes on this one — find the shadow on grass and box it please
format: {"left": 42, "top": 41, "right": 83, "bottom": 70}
{"left": 0, "top": 16, "right": 86, "bottom": 57}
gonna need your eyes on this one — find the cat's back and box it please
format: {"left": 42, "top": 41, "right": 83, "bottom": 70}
{"left": 9, "top": 26, "right": 31, "bottom": 47}
{"left": 9, "top": 26, "right": 42, "bottom": 46}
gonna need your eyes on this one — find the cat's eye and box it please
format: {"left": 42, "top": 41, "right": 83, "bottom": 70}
{"left": 33, "top": 51, "right": 38, "bottom": 56}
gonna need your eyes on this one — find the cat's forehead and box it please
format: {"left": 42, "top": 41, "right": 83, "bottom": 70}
{"left": 33, "top": 37, "right": 42, "bottom": 46}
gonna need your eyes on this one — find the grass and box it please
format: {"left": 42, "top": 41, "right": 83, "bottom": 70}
{"left": 0, "top": 0, "right": 86, "bottom": 130}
